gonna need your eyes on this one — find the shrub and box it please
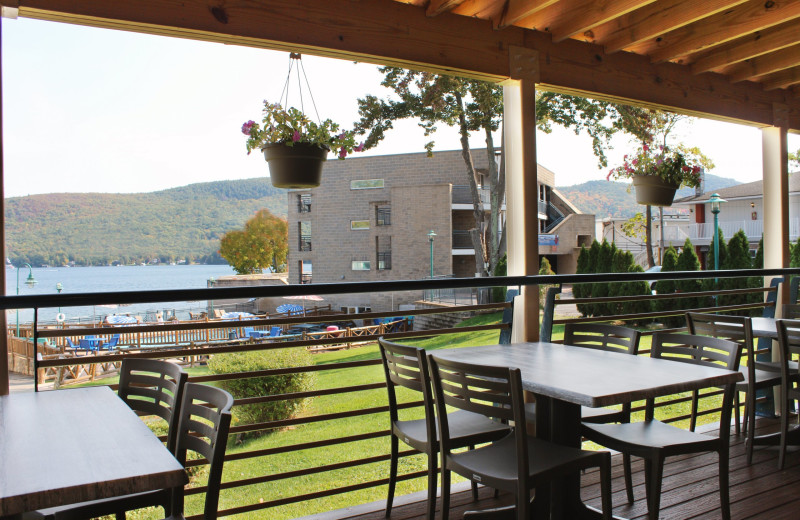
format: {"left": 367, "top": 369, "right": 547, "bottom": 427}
{"left": 676, "top": 238, "right": 703, "bottom": 315}
{"left": 208, "top": 347, "right": 315, "bottom": 431}
{"left": 492, "top": 254, "right": 508, "bottom": 303}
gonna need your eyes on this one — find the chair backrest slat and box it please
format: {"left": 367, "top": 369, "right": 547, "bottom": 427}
{"left": 118, "top": 358, "right": 188, "bottom": 451}
{"left": 563, "top": 323, "right": 640, "bottom": 355}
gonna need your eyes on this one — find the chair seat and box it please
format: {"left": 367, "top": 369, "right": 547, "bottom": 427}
{"left": 448, "top": 433, "right": 605, "bottom": 490}
{"left": 738, "top": 367, "right": 783, "bottom": 390}
{"left": 582, "top": 420, "right": 720, "bottom": 455}
{"left": 580, "top": 405, "right": 625, "bottom": 423}
{"left": 26, "top": 489, "right": 169, "bottom": 520}
{"left": 394, "top": 409, "right": 510, "bottom": 453}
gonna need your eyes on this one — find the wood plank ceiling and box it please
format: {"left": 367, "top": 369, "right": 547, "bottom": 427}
{"left": 398, "top": 0, "right": 800, "bottom": 94}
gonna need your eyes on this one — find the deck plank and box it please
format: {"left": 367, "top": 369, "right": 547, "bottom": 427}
{"left": 303, "top": 417, "right": 800, "bottom": 520}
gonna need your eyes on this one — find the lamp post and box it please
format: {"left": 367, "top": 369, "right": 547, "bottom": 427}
{"left": 15, "top": 263, "right": 37, "bottom": 337}
{"left": 708, "top": 193, "right": 727, "bottom": 272}
{"left": 427, "top": 230, "right": 437, "bottom": 279}
{"left": 56, "top": 282, "right": 63, "bottom": 324}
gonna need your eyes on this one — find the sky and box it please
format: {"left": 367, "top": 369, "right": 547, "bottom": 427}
{"left": 2, "top": 17, "right": 799, "bottom": 198}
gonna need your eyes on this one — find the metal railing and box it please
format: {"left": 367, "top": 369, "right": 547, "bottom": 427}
{"left": 4, "top": 268, "right": 800, "bottom": 519}
{"left": 687, "top": 218, "right": 800, "bottom": 242}
{"left": 451, "top": 185, "right": 491, "bottom": 205}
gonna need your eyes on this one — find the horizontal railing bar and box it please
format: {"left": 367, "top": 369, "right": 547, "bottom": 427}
{"left": 552, "top": 302, "right": 771, "bottom": 325}
{"left": 233, "top": 382, "right": 385, "bottom": 405}
{"left": 5, "top": 268, "right": 798, "bottom": 310}
{"left": 557, "top": 285, "right": 776, "bottom": 305}
{"left": 218, "top": 430, "right": 390, "bottom": 463}
{"left": 204, "top": 470, "right": 428, "bottom": 518}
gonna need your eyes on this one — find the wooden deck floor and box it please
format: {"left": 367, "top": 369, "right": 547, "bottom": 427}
{"left": 303, "top": 417, "right": 800, "bottom": 520}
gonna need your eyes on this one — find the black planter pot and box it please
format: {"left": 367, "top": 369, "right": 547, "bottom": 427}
{"left": 631, "top": 175, "right": 679, "bottom": 207}
{"left": 262, "top": 143, "right": 330, "bottom": 189}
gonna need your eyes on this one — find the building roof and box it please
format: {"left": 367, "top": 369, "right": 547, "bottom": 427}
{"left": 674, "top": 171, "right": 800, "bottom": 204}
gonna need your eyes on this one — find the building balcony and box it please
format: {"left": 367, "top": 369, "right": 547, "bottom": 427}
{"left": 686, "top": 218, "right": 800, "bottom": 245}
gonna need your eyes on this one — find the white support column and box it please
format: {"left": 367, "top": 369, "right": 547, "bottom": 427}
{"left": 762, "top": 110, "right": 789, "bottom": 309}
{"left": 504, "top": 47, "right": 539, "bottom": 342}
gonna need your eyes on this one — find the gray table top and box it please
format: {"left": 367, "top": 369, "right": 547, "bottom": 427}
{"left": 0, "top": 386, "right": 185, "bottom": 516}
{"left": 431, "top": 342, "right": 743, "bottom": 408}
{"left": 751, "top": 316, "right": 777, "bottom": 338}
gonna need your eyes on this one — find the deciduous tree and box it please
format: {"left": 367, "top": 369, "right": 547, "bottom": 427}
{"left": 219, "top": 209, "right": 288, "bottom": 275}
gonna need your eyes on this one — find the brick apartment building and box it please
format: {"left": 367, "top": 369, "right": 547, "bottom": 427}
{"left": 287, "top": 149, "right": 593, "bottom": 313}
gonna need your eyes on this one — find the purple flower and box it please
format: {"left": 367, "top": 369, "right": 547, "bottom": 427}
{"left": 338, "top": 132, "right": 346, "bottom": 140}
{"left": 354, "top": 142, "right": 365, "bottom": 152}
{"left": 339, "top": 147, "right": 347, "bottom": 159}
{"left": 292, "top": 130, "right": 301, "bottom": 142}
{"left": 241, "top": 120, "right": 256, "bottom": 135}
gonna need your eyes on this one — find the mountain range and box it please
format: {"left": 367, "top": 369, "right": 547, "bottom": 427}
{"left": 557, "top": 173, "right": 740, "bottom": 219}
{"left": 4, "top": 172, "right": 742, "bottom": 266}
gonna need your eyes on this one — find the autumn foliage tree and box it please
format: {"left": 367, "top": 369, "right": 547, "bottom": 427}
{"left": 219, "top": 209, "right": 288, "bottom": 275}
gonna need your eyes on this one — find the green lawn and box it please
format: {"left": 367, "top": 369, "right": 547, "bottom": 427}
{"left": 82, "top": 313, "right": 727, "bottom": 519}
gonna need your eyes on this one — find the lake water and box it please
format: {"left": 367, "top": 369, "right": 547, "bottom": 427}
{"left": 6, "top": 264, "right": 236, "bottom": 325}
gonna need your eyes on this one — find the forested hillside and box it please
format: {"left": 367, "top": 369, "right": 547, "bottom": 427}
{"left": 558, "top": 173, "right": 740, "bottom": 218}
{"left": 5, "top": 178, "right": 289, "bottom": 266}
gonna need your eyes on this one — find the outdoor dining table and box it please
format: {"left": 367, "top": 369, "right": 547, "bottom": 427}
{"left": 0, "top": 386, "right": 185, "bottom": 518}
{"left": 432, "top": 342, "right": 743, "bottom": 520}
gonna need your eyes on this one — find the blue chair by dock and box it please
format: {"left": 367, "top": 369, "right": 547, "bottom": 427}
{"left": 79, "top": 338, "right": 98, "bottom": 352}
{"left": 103, "top": 334, "right": 120, "bottom": 350}
{"left": 270, "top": 326, "right": 282, "bottom": 337}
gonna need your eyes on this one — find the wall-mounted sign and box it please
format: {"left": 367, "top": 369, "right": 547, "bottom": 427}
{"left": 539, "top": 234, "right": 558, "bottom": 246}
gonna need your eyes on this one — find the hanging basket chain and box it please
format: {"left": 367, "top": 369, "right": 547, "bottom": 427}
{"left": 278, "top": 53, "right": 321, "bottom": 126}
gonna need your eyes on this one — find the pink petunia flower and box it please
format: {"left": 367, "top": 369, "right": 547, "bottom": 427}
{"left": 643, "top": 144, "right": 649, "bottom": 152}
{"left": 354, "top": 142, "right": 365, "bottom": 152}
{"left": 292, "top": 130, "right": 301, "bottom": 142}
{"left": 339, "top": 147, "right": 347, "bottom": 159}
{"left": 241, "top": 120, "right": 256, "bottom": 135}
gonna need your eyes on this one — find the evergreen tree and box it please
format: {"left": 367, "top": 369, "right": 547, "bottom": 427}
{"left": 720, "top": 230, "right": 752, "bottom": 311}
{"left": 676, "top": 238, "right": 703, "bottom": 313}
{"left": 574, "top": 245, "right": 589, "bottom": 316}
{"left": 607, "top": 249, "right": 628, "bottom": 316}
{"left": 592, "top": 240, "right": 615, "bottom": 316}
{"left": 704, "top": 228, "right": 727, "bottom": 297}
{"left": 622, "top": 263, "right": 653, "bottom": 321}
{"left": 582, "top": 240, "right": 602, "bottom": 316}
{"left": 750, "top": 238, "right": 765, "bottom": 315}
{"left": 655, "top": 246, "right": 679, "bottom": 326}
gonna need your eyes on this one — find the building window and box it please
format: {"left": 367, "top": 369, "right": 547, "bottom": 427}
{"left": 299, "top": 222, "right": 311, "bottom": 252}
{"left": 351, "top": 179, "right": 384, "bottom": 190}
{"left": 351, "top": 220, "right": 370, "bottom": 230}
{"left": 377, "top": 236, "right": 391, "bottom": 270}
{"left": 376, "top": 204, "right": 391, "bottom": 226}
{"left": 299, "top": 260, "right": 312, "bottom": 284}
{"left": 298, "top": 193, "right": 311, "bottom": 213}
{"left": 351, "top": 260, "right": 371, "bottom": 271}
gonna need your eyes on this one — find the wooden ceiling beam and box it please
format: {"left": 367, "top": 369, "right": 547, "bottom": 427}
{"left": 761, "top": 66, "right": 800, "bottom": 90}
{"left": 588, "top": 0, "right": 746, "bottom": 54}
{"left": 690, "top": 20, "right": 800, "bottom": 73}
{"left": 517, "top": 0, "right": 655, "bottom": 42}
{"left": 451, "top": 0, "right": 507, "bottom": 19}
{"left": 8, "top": 0, "right": 800, "bottom": 130}
{"left": 726, "top": 44, "right": 800, "bottom": 83}
{"left": 629, "top": 0, "right": 800, "bottom": 64}
{"left": 426, "top": 0, "right": 469, "bottom": 16}
{"left": 496, "top": 0, "right": 559, "bottom": 30}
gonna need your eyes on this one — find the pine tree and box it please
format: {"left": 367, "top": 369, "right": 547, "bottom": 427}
{"left": 676, "top": 238, "right": 703, "bottom": 313}
{"left": 749, "top": 238, "right": 765, "bottom": 315}
{"left": 607, "top": 250, "right": 629, "bottom": 316}
{"left": 655, "top": 246, "right": 679, "bottom": 326}
{"left": 492, "top": 254, "right": 508, "bottom": 303}
{"left": 704, "top": 228, "right": 727, "bottom": 296}
{"left": 583, "top": 240, "right": 602, "bottom": 316}
{"left": 720, "top": 230, "right": 752, "bottom": 311}
{"left": 622, "top": 262, "right": 653, "bottom": 321}
{"left": 574, "top": 245, "right": 591, "bottom": 316}
{"left": 592, "top": 240, "right": 615, "bottom": 316}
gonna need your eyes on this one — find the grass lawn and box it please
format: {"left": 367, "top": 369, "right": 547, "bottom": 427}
{"left": 79, "top": 313, "right": 728, "bottom": 519}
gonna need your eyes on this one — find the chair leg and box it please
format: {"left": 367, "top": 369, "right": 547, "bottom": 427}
{"left": 646, "top": 455, "right": 664, "bottom": 520}
{"left": 779, "top": 386, "right": 789, "bottom": 470}
{"left": 747, "top": 390, "right": 757, "bottom": 466}
{"left": 622, "top": 453, "right": 634, "bottom": 504}
{"left": 599, "top": 453, "right": 613, "bottom": 520}
{"left": 426, "top": 452, "right": 438, "bottom": 520}
{"left": 469, "top": 445, "right": 479, "bottom": 502}
{"left": 690, "top": 389, "right": 699, "bottom": 432}
{"left": 718, "top": 450, "right": 731, "bottom": 520}
{"left": 441, "top": 468, "right": 451, "bottom": 520}
{"left": 734, "top": 391, "right": 742, "bottom": 435}
{"left": 386, "top": 435, "right": 399, "bottom": 517}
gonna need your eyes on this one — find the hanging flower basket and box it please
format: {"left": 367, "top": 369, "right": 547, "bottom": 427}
{"left": 262, "top": 143, "right": 330, "bottom": 189}
{"left": 631, "top": 175, "right": 679, "bottom": 207}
